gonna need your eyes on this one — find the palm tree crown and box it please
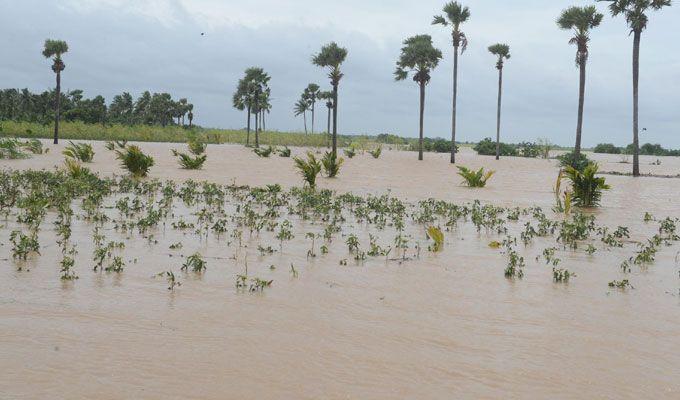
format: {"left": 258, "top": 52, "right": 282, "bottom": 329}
{"left": 432, "top": 1, "right": 470, "bottom": 51}
{"left": 395, "top": 35, "right": 442, "bottom": 84}
{"left": 312, "top": 42, "right": 348, "bottom": 85}
{"left": 488, "top": 43, "right": 511, "bottom": 69}
{"left": 598, "top": 0, "right": 671, "bottom": 32}
{"left": 557, "top": 6, "right": 603, "bottom": 65}
{"left": 42, "top": 39, "right": 69, "bottom": 71}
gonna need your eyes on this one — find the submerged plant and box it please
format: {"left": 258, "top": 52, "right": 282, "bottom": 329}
{"left": 172, "top": 149, "right": 207, "bottom": 170}
{"left": 253, "top": 145, "right": 274, "bottom": 158}
{"left": 321, "top": 151, "right": 344, "bottom": 178}
{"left": 563, "top": 164, "right": 610, "bottom": 207}
{"left": 343, "top": 147, "right": 357, "bottom": 159}
{"left": 277, "top": 146, "right": 291, "bottom": 157}
{"left": 369, "top": 146, "right": 382, "bottom": 159}
{"left": 293, "top": 152, "right": 322, "bottom": 188}
{"left": 457, "top": 166, "right": 495, "bottom": 188}
{"left": 426, "top": 226, "right": 444, "bottom": 252}
{"left": 116, "top": 145, "right": 154, "bottom": 178}
{"left": 181, "top": 253, "right": 207, "bottom": 273}
{"left": 62, "top": 141, "right": 94, "bottom": 162}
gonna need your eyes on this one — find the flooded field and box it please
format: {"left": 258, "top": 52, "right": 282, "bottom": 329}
{"left": 1, "top": 140, "right": 679, "bottom": 399}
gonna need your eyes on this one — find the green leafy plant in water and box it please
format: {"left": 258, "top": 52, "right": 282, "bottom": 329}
{"left": 181, "top": 253, "right": 207, "bottom": 273}
{"left": 10, "top": 230, "right": 40, "bottom": 261}
{"left": 293, "top": 152, "right": 322, "bottom": 188}
{"left": 504, "top": 250, "right": 525, "bottom": 279}
{"left": 116, "top": 145, "right": 154, "bottom": 178}
{"left": 343, "top": 146, "right": 356, "bottom": 158}
{"left": 553, "top": 268, "right": 575, "bottom": 283}
{"left": 253, "top": 145, "right": 274, "bottom": 158}
{"left": 369, "top": 146, "right": 382, "bottom": 159}
{"left": 277, "top": 146, "right": 291, "bottom": 157}
{"left": 321, "top": 151, "right": 344, "bottom": 178}
{"left": 157, "top": 271, "right": 181, "bottom": 290}
{"left": 62, "top": 141, "right": 94, "bottom": 162}
{"left": 563, "top": 164, "right": 610, "bottom": 207}
{"left": 426, "top": 226, "right": 444, "bottom": 252}
{"left": 457, "top": 166, "right": 495, "bottom": 188}
{"left": 608, "top": 279, "right": 633, "bottom": 290}
{"left": 172, "top": 149, "right": 207, "bottom": 169}
{"left": 60, "top": 253, "right": 79, "bottom": 281}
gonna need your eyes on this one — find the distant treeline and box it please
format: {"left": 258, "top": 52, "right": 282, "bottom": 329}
{"left": 593, "top": 143, "right": 680, "bottom": 157}
{"left": 0, "top": 89, "right": 194, "bottom": 127}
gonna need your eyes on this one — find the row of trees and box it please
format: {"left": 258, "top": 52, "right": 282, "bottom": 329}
{"left": 232, "top": 67, "right": 271, "bottom": 148}
{"left": 37, "top": 39, "right": 195, "bottom": 144}
{"left": 293, "top": 84, "right": 334, "bottom": 137}
{"left": 0, "top": 88, "right": 195, "bottom": 128}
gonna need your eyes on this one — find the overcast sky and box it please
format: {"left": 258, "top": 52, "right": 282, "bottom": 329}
{"left": 1, "top": 0, "right": 678, "bottom": 146}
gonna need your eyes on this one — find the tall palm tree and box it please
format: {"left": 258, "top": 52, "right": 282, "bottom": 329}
{"left": 312, "top": 42, "right": 348, "bottom": 157}
{"left": 488, "top": 44, "right": 511, "bottom": 161}
{"left": 303, "top": 83, "right": 321, "bottom": 134}
{"left": 294, "top": 97, "right": 310, "bottom": 134}
{"left": 318, "top": 90, "right": 334, "bottom": 147}
{"left": 433, "top": 2, "right": 470, "bottom": 164}
{"left": 233, "top": 67, "right": 270, "bottom": 147}
{"left": 42, "top": 39, "right": 68, "bottom": 144}
{"left": 395, "top": 35, "right": 443, "bottom": 161}
{"left": 598, "top": 0, "right": 671, "bottom": 177}
{"left": 558, "top": 6, "right": 603, "bottom": 162}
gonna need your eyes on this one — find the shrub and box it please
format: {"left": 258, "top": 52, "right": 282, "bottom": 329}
{"left": 321, "top": 151, "right": 344, "bottom": 178}
{"left": 563, "top": 163, "right": 610, "bottom": 207}
{"left": 277, "top": 146, "right": 291, "bottom": 157}
{"left": 474, "top": 137, "right": 517, "bottom": 157}
{"left": 557, "top": 151, "right": 591, "bottom": 171}
{"left": 22, "top": 139, "right": 44, "bottom": 154}
{"left": 457, "top": 166, "right": 495, "bottom": 188}
{"left": 593, "top": 143, "right": 621, "bottom": 154}
{"left": 62, "top": 141, "right": 94, "bottom": 162}
{"left": 63, "top": 158, "right": 92, "bottom": 179}
{"left": 172, "top": 150, "right": 206, "bottom": 169}
{"left": 516, "top": 142, "right": 540, "bottom": 158}
{"left": 420, "top": 138, "right": 457, "bottom": 153}
{"left": 343, "top": 147, "right": 356, "bottom": 158}
{"left": 187, "top": 135, "right": 206, "bottom": 155}
{"left": 369, "top": 146, "right": 382, "bottom": 159}
{"left": 115, "top": 145, "right": 154, "bottom": 178}
{"left": 293, "top": 152, "right": 322, "bottom": 188}
{"left": 0, "top": 138, "right": 30, "bottom": 159}
{"left": 253, "top": 146, "right": 273, "bottom": 158}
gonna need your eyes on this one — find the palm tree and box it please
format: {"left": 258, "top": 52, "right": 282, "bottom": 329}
{"left": 598, "top": 0, "right": 671, "bottom": 177}
{"left": 433, "top": 2, "right": 470, "bottom": 164}
{"left": 318, "top": 90, "right": 334, "bottom": 147}
{"left": 395, "top": 35, "right": 443, "bottom": 161}
{"left": 233, "top": 67, "right": 270, "bottom": 147}
{"left": 312, "top": 42, "right": 348, "bottom": 157}
{"left": 558, "top": 6, "right": 603, "bottom": 161}
{"left": 303, "top": 83, "right": 321, "bottom": 134}
{"left": 294, "top": 97, "right": 310, "bottom": 134}
{"left": 187, "top": 104, "right": 194, "bottom": 128}
{"left": 42, "top": 39, "right": 68, "bottom": 144}
{"left": 488, "top": 44, "right": 511, "bottom": 161}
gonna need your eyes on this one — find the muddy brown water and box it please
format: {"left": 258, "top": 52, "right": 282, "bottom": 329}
{"left": 1, "top": 140, "right": 679, "bottom": 399}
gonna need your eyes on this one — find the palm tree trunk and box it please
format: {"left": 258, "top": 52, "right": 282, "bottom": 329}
{"left": 303, "top": 111, "right": 308, "bottom": 134}
{"left": 327, "top": 106, "right": 331, "bottom": 148}
{"left": 575, "top": 58, "right": 586, "bottom": 159}
{"left": 451, "top": 45, "right": 459, "bottom": 164}
{"left": 495, "top": 66, "right": 503, "bottom": 161}
{"left": 54, "top": 71, "right": 61, "bottom": 144}
{"left": 246, "top": 106, "right": 251, "bottom": 146}
{"left": 332, "top": 83, "right": 338, "bottom": 157}
{"left": 263, "top": 112, "right": 266, "bottom": 131}
{"left": 255, "top": 111, "right": 260, "bottom": 148}
{"left": 418, "top": 81, "right": 426, "bottom": 161}
{"left": 311, "top": 101, "right": 315, "bottom": 134}
{"left": 632, "top": 30, "right": 641, "bottom": 177}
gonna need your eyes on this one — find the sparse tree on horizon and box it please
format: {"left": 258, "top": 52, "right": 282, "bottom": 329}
{"left": 558, "top": 6, "right": 603, "bottom": 161}
{"left": 303, "top": 83, "right": 321, "bottom": 134}
{"left": 294, "top": 97, "right": 310, "bottom": 134}
{"left": 395, "top": 35, "right": 443, "bottom": 161}
{"left": 42, "top": 39, "right": 68, "bottom": 144}
{"left": 433, "top": 1, "right": 470, "bottom": 164}
{"left": 598, "top": 0, "right": 672, "bottom": 177}
{"left": 312, "top": 42, "right": 348, "bottom": 157}
{"left": 488, "top": 44, "right": 511, "bottom": 161}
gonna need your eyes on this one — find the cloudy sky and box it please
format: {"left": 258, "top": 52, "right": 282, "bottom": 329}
{"left": 1, "top": 0, "right": 678, "bottom": 146}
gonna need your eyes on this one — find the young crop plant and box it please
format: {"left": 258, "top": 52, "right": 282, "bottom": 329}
{"left": 369, "top": 146, "right": 382, "bottom": 159}
{"left": 181, "top": 253, "right": 207, "bottom": 273}
{"left": 321, "top": 151, "right": 344, "bottom": 178}
{"left": 563, "top": 164, "right": 610, "bottom": 207}
{"left": 293, "top": 152, "right": 322, "bottom": 188}
{"left": 553, "top": 268, "right": 575, "bottom": 283}
{"left": 504, "top": 250, "right": 525, "bottom": 279}
{"left": 426, "top": 226, "right": 444, "bottom": 252}
{"left": 10, "top": 230, "right": 40, "bottom": 262}
{"left": 172, "top": 149, "right": 207, "bottom": 169}
{"left": 157, "top": 271, "right": 182, "bottom": 291}
{"left": 253, "top": 145, "right": 274, "bottom": 157}
{"left": 116, "top": 145, "right": 154, "bottom": 178}
{"left": 277, "top": 146, "right": 291, "bottom": 157}
{"left": 62, "top": 141, "right": 94, "bottom": 162}
{"left": 457, "top": 166, "right": 495, "bottom": 188}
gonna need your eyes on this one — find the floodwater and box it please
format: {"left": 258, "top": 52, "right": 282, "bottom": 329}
{"left": 1, "top": 140, "right": 679, "bottom": 399}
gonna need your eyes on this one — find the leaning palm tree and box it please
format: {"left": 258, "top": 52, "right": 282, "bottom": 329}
{"left": 488, "top": 44, "right": 511, "bottom": 161}
{"left": 598, "top": 0, "right": 671, "bottom": 177}
{"left": 557, "top": 6, "right": 603, "bottom": 161}
{"left": 312, "top": 42, "right": 348, "bottom": 157}
{"left": 303, "top": 83, "right": 321, "bottom": 134}
{"left": 433, "top": 2, "right": 470, "bottom": 164}
{"left": 42, "top": 39, "right": 68, "bottom": 144}
{"left": 294, "top": 97, "right": 310, "bottom": 134}
{"left": 395, "top": 35, "right": 443, "bottom": 161}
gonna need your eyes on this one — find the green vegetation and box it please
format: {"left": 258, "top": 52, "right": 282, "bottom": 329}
{"left": 594, "top": 142, "right": 680, "bottom": 157}
{"left": 321, "top": 151, "right": 344, "bottom": 178}
{"left": 488, "top": 43, "right": 511, "bottom": 160}
{"left": 313, "top": 42, "right": 348, "bottom": 157}
{"left": 457, "top": 166, "right": 495, "bottom": 188}
{"left": 563, "top": 164, "right": 610, "bottom": 207}
{"left": 293, "top": 152, "right": 322, "bottom": 188}
{"left": 253, "top": 145, "right": 273, "bottom": 158}
{"left": 63, "top": 141, "right": 94, "bottom": 162}
{"left": 558, "top": 151, "right": 592, "bottom": 171}
{"left": 116, "top": 145, "right": 155, "bottom": 177}
{"left": 233, "top": 67, "right": 272, "bottom": 148}
{"left": 0, "top": 137, "right": 43, "bottom": 159}
{"left": 369, "top": 146, "right": 382, "bottom": 159}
